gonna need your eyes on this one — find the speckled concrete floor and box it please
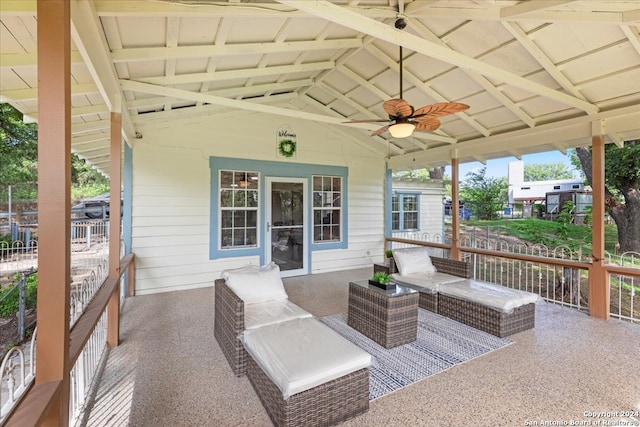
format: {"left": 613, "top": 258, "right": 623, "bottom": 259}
{"left": 86, "top": 268, "right": 640, "bottom": 427}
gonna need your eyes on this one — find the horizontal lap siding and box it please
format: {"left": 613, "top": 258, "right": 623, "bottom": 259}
{"left": 392, "top": 180, "right": 444, "bottom": 242}
{"left": 132, "top": 144, "right": 215, "bottom": 294}
{"left": 131, "top": 113, "right": 386, "bottom": 294}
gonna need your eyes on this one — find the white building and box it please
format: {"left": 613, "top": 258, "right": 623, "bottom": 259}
{"left": 390, "top": 178, "right": 445, "bottom": 244}
{"left": 508, "top": 160, "right": 585, "bottom": 205}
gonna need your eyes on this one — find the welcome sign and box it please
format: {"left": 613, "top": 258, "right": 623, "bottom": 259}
{"left": 276, "top": 124, "right": 297, "bottom": 159}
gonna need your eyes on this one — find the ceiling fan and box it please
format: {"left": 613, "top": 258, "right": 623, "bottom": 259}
{"left": 344, "top": 18, "right": 469, "bottom": 139}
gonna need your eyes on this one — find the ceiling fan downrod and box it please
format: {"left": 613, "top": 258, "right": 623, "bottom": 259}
{"left": 399, "top": 45, "right": 403, "bottom": 100}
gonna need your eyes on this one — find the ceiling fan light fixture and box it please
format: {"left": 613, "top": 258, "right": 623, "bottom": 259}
{"left": 388, "top": 122, "right": 415, "bottom": 138}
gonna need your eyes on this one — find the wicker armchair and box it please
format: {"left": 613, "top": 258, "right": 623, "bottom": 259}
{"left": 214, "top": 278, "right": 247, "bottom": 376}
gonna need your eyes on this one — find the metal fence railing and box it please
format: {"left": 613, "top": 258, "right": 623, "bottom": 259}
{"left": 388, "top": 231, "right": 640, "bottom": 323}
{"left": 0, "top": 220, "right": 112, "bottom": 424}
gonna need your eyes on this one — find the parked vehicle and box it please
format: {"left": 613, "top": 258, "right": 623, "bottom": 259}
{"left": 73, "top": 192, "right": 121, "bottom": 219}
{"left": 444, "top": 200, "right": 471, "bottom": 220}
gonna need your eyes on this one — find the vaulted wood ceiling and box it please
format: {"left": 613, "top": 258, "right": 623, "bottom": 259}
{"left": 2, "top": 0, "right": 640, "bottom": 175}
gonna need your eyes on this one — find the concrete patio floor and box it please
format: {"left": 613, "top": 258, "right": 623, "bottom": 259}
{"left": 85, "top": 268, "right": 640, "bottom": 427}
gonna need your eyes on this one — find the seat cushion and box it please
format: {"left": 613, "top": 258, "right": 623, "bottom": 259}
{"left": 244, "top": 299, "right": 312, "bottom": 330}
{"left": 395, "top": 272, "right": 466, "bottom": 293}
{"left": 438, "top": 279, "right": 541, "bottom": 313}
{"left": 242, "top": 317, "right": 372, "bottom": 399}
{"left": 221, "top": 263, "right": 288, "bottom": 304}
{"left": 393, "top": 247, "right": 437, "bottom": 275}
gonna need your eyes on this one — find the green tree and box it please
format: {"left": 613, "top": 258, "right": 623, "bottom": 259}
{"left": 1, "top": 103, "right": 110, "bottom": 202}
{"left": 0, "top": 104, "right": 38, "bottom": 187}
{"left": 392, "top": 166, "right": 445, "bottom": 180}
{"left": 460, "top": 167, "right": 508, "bottom": 220}
{"left": 524, "top": 162, "right": 575, "bottom": 181}
{"left": 572, "top": 141, "right": 640, "bottom": 252}
{"left": 71, "top": 155, "right": 109, "bottom": 199}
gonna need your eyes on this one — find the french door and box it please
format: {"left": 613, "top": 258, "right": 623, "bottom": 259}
{"left": 265, "top": 177, "right": 308, "bottom": 277}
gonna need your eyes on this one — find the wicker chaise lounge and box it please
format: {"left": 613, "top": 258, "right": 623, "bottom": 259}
{"left": 214, "top": 278, "right": 312, "bottom": 376}
{"left": 383, "top": 247, "right": 539, "bottom": 337}
{"left": 214, "top": 264, "right": 372, "bottom": 427}
{"left": 214, "top": 278, "right": 248, "bottom": 376}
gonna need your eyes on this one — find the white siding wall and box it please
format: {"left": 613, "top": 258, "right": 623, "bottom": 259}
{"left": 131, "top": 112, "right": 386, "bottom": 295}
{"left": 391, "top": 179, "right": 445, "bottom": 244}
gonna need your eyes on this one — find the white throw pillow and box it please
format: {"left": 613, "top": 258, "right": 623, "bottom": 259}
{"left": 393, "top": 247, "right": 437, "bottom": 275}
{"left": 221, "top": 262, "right": 288, "bottom": 304}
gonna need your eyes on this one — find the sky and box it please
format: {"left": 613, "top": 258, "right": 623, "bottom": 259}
{"left": 445, "top": 150, "right": 580, "bottom": 180}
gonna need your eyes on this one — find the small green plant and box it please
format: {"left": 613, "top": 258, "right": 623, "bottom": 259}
{"left": 371, "top": 271, "right": 394, "bottom": 285}
{"left": 385, "top": 249, "right": 393, "bottom": 259}
{"left": 0, "top": 272, "right": 38, "bottom": 317}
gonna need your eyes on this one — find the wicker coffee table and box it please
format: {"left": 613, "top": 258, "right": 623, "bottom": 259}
{"left": 347, "top": 280, "right": 419, "bottom": 348}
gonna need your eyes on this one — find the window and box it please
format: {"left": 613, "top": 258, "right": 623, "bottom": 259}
{"left": 392, "top": 193, "right": 419, "bottom": 231}
{"left": 312, "top": 175, "right": 341, "bottom": 243}
{"left": 553, "top": 185, "right": 561, "bottom": 190}
{"left": 219, "top": 170, "right": 259, "bottom": 249}
{"left": 521, "top": 186, "right": 531, "bottom": 190}
{"left": 572, "top": 184, "right": 580, "bottom": 189}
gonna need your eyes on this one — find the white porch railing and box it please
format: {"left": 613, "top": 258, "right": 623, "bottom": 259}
{"left": 0, "top": 220, "right": 113, "bottom": 425}
{"left": 70, "top": 312, "right": 108, "bottom": 427}
{"left": 0, "top": 328, "right": 36, "bottom": 422}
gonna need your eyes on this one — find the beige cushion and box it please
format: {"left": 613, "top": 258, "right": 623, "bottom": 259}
{"left": 393, "top": 247, "right": 436, "bottom": 275}
{"left": 221, "top": 263, "right": 288, "bottom": 304}
{"left": 395, "top": 272, "right": 466, "bottom": 293}
{"left": 438, "top": 279, "right": 541, "bottom": 313}
{"left": 242, "top": 317, "right": 372, "bottom": 399}
{"left": 244, "top": 299, "right": 312, "bottom": 330}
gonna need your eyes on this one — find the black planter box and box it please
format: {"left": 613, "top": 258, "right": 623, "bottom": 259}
{"left": 368, "top": 280, "right": 397, "bottom": 291}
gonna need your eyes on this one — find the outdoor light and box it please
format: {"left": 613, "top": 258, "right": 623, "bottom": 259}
{"left": 388, "top": 122, "right": 415, "bottom": 138}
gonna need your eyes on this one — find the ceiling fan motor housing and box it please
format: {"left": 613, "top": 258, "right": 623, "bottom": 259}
{"left": 395, "top": 18, "right": 407, "bottom": 30}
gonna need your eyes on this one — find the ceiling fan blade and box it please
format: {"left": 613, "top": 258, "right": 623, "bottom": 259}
{"left": 383, "top": 98, "right": 414, "bottom": 118}
{"left": 370, "top": 124, "right": 391, "bottom": 137}
{"left": 414, "top": 118, "right": 442, "bottom": 132}
{"left": 343, "top": 118, "right": 392, "bottom": 124}
{"left": 413, "top": 102, "right": 470, "bottom": 120}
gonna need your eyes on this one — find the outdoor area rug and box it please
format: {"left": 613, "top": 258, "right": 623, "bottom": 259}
{"left": 320, "top": 309, "right": 513, "bottom": 400}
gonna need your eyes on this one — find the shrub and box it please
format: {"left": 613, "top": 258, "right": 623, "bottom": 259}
{"left": 0, "top": 272, "right": 37, "bottom": 317}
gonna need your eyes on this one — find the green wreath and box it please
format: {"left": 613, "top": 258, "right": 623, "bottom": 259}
{"left": 278, "top": 139, "right": 296, "bottom": 158}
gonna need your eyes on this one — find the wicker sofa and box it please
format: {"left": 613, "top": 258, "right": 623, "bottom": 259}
{"left": 214, "top": 269, "right": 372, "bottom": 427}
{"left": 379, "top": 248, "right": 538, "bottom": 337}
{"left": 375, "top": 254, "right": 471, "bottom": 312}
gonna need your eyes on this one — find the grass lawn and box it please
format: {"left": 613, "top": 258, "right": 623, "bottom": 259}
{"left": 464, "top": 218, "right": 619, "bottom": 253}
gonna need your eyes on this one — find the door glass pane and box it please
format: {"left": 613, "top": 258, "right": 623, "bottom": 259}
{"left": 271, "top": 181, "right": 304, "bottom": 272}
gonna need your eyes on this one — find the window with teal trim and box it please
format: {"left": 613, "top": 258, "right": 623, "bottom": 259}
{"left": 219, "top": 170, "right": 259, "bottom": 249}
{"left": 392, "top": 193, "right": 419, "bottom": 231}
{"left": 312, "top": 175, "right": 341, "bottom": 243}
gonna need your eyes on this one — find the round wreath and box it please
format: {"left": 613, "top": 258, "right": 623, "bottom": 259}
{"left": 278, "top": 139, "right": 296, "bottom": 158}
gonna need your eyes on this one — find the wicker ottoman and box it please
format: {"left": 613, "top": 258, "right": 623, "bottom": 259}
{"left": 247, "top": 356, "right": 369, "bottom": 427}
{"left": 437, "top": 280, "right": 538, "bottom": 337}
{"left": 242, "top": 317, "right": 372, "bottom": 427}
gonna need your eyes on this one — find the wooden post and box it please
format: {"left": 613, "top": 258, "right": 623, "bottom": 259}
{"left": 589, "top": 126, "right": 609, "bottom": 319}
{"left": 450, "top": 156, "right": 461, "bottom": 261}
{"left": 35, "top": 1, "right": 71, "bottom": 425}
{"left": 107, "top": 111, "right": 122, "bottom": 347}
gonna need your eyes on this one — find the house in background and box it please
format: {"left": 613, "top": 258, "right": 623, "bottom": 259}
{"left": 390, "top": 177, "right": 445, "bottom": 243}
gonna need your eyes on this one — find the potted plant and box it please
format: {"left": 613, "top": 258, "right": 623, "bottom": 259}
{"left": 369, "top": 271, "right": 396, "bottom": 290}
{"left": 385, "top": 249, "right": 396, "bottom": 273}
